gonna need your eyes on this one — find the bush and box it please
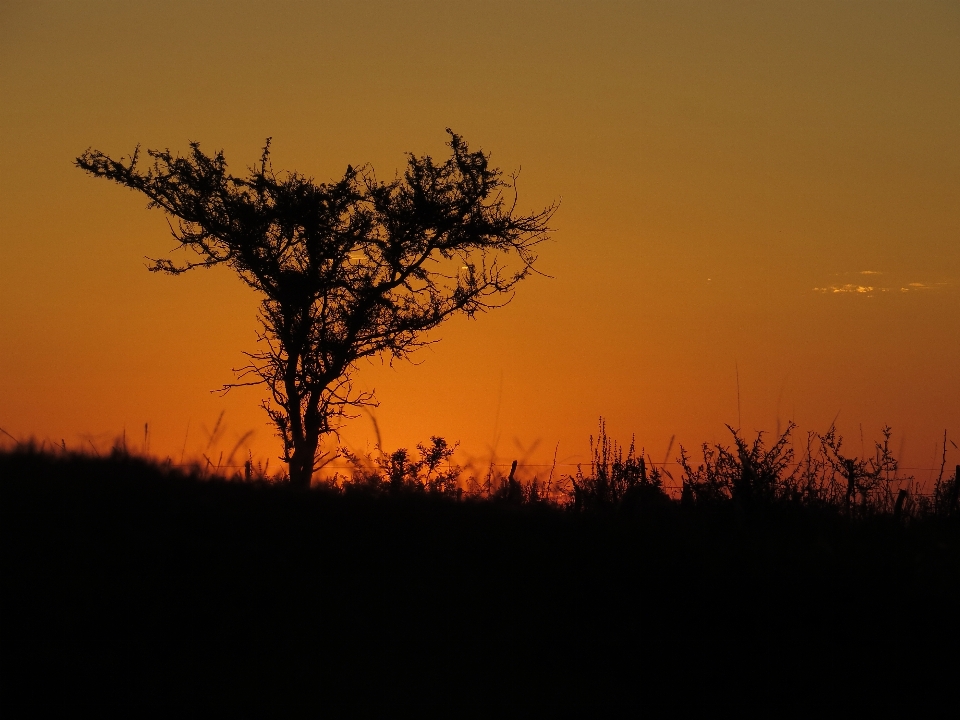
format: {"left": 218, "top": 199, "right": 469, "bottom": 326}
{"left": 339, "top": 436, "right": 462, "bottom": 496}
{"left": 568, "top": 419, "right": 669, "bottom": 512}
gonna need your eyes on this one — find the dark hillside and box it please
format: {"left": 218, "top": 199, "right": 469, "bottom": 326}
{"left": 3, "top": 448, "right": 960, "bottom": 707}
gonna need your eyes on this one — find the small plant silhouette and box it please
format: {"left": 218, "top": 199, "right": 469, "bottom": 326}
{"left": 819, "top": 425, "right": 906, "bottom": 516}
{"left": 569, "top": 419, "right": 668, "bottom": 512}
{"left": 340, "top": 436, "right": 461, "bottom": 496}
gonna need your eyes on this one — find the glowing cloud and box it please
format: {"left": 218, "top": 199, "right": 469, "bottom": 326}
{"left": 813, "top": 285, "right": 875, "bottom": 294}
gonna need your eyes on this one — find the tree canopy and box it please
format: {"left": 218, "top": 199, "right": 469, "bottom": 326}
{"left": 76, "top": 131, "right": 554, "bottom": 487}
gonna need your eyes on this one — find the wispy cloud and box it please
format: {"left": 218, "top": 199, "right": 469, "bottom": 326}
{"left": 813, "top": 278, "right": 954, "bottom": 296}
{"left": 899, "top": 282, "right": 953, "bottom": 291}
{"left": 860, "top": 270, "right": 882, "bottom": 275}
{"left": 813, "top": 284, "right": 877, "bottom": 294}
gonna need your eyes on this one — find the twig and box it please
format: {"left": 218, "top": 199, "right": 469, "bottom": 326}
{"left": 937, "top": 430, "right": 948, "bottom": 486}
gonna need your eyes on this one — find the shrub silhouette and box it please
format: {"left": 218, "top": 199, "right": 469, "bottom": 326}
{"left": 934, "top": 465, "right": 960, "bottom": 518}
{"left": 340, "top": 436, "right": 461, "bottom": 496}
{"left": 569, "top": 419, "right": 669, "bottom": 512}
{"left": 819, "top": 424, "right": 907, "bottom": 516}
{"left": 679, "top": 424, "right": 797, "bottom": 508}
{"left": 675, "top": 422, "right": 919, "bottom": 518}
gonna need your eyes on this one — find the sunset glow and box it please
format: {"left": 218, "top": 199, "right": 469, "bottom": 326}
{"left": 1, "top": 1, "right": 957, "bottom": 486}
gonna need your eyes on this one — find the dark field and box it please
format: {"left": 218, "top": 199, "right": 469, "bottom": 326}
{"left": 3, "top": 447, "right": 959, "bottom": 709}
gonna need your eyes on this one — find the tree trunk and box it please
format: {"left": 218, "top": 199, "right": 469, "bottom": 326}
{"left": 289, "top": 439, "right": 315, "bottom": 489}
{"left": 283, "top": 360, "right": 313, "bottom": 488}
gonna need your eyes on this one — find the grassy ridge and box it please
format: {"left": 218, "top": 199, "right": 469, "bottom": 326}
{"left": 3, "top": 446, "right": 959, "bottom": 649}
{"left": 4, "top": 446, "right": 960, "bottom": 709}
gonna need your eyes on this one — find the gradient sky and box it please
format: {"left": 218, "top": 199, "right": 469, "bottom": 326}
{"left": 1, "top": 1, "right": 958, "bottom": 485}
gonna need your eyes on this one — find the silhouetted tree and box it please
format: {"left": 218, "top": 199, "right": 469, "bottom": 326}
{"left": 76, "top": 131, "right": 554, "bottom": 488}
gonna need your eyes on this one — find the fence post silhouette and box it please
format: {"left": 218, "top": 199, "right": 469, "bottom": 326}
{"left": 893, "top": 489, "right": 908, "bottom": 522}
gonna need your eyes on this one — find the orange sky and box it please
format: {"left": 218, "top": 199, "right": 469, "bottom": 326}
{"left": 1, "top": 1, "right": 958, "bottom": 486}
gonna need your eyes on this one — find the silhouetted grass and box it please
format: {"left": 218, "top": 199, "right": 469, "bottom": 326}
{"left": 2, "top": 434, "right": 959, "bottom": 708}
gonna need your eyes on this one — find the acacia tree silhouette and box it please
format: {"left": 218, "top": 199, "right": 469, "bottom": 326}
{"left": 77, "top": 131, "right": 554, "bottom": 488}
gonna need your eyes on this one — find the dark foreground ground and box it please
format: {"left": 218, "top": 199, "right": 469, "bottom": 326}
{"left": 3, "top": 450, "right": 959, "bottom": 710}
